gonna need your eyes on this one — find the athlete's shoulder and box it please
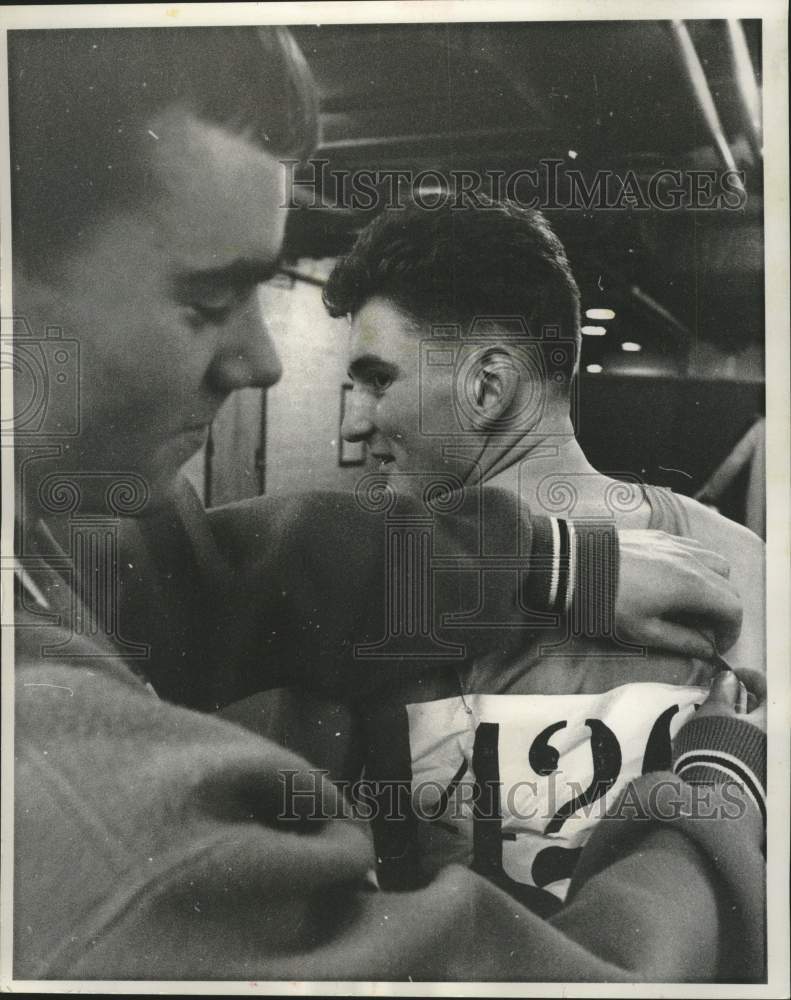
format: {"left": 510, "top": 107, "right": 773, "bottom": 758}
{"left": 673, "top": 493, "right": 764, "bottom": 561}
{"left": 672, "top": 494, "right": 765, "bottom": 672}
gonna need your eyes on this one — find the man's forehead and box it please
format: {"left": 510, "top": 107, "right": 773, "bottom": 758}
{"left": 347, "top": 305, "right": 427, "bottom": 379}
{"left": 141, "top": 108, "right": 286, "bottom": 266}
{"left": 351, "top": 296, "right": 424, "bottom": 344}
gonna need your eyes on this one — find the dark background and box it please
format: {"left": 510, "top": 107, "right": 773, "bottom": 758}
{"left": 288, "top": 20, "right": 764, "bottom": 507}
{"left": 192, "top": 20, "right": 765, "bottom": 531}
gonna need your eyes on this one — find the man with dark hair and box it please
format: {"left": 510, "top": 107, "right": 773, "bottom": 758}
{"left": 324, "top": 198, "right": 765, "bottom": 906}
{"left": 325, "top": 198, "right": 763, "bottom": 660}
{"left": 325, "top": 198, "right": 763, "bottom": 665}
{"left": 8, "top": 28, "right": 764, "bottom": 983}
{"left": 325, "top": 195, "right": 581, "bottom": 395}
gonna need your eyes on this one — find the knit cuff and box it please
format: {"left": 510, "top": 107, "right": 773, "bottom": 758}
{"left": 522, "top": 517, "right": 619, "bottom": 626}
{"left": 568, "top": 520, "right": 619, "bottom": 632}
{"left": 520, "top": 514, "right": 558, "bottom": 612}
{"left": 673, "top": 715, "right": 766, "bottom": 826}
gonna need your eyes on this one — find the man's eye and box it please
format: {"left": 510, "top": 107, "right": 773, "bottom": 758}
{"left": 372, "top": 372, "right": 392, "bottom": 391}
{"left": 346, "top": 369, "right": 394, "bottom": 391}
{"left": 186, "top": 287, "right": 251, "bottom": 327}
{"left": 191, "top": 303, "right": 233, "bottom": 323}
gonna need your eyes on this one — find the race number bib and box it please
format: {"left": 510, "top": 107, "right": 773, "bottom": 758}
{"left": 406, "top": 683, "right": 705, "bottom": 900}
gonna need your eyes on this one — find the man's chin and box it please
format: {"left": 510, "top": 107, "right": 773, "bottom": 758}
{"left": 17, "top": 431, "right": 202, "bottom": 518}
{"left": 141, "top": 463, "right": 198, "bottom": 514}
{"left": 83, "top": 457, "right": 186, "bottom": 517}
{"left": 369, "top": 465, "right": 469, "bottom": 498}
{"left": 142, "top": 436, "right": 208, "bottom": 511}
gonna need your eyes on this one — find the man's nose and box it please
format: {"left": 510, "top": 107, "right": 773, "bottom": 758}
{"left": 341, "top": 387, "right": 375, "bottom": 442}
{"left": 210, "top": 298, "right": 283, "bottom": 392}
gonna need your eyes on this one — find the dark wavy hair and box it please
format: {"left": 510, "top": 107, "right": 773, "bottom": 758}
{"left": 8, "top": 26, "right": 318, "bottom": 276}
{"left": 323, "top": 198, "right": 582, "bottom": 390}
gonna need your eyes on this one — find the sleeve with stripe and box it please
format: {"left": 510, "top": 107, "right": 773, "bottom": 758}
{"left": 672, "top": 714, "right": 766, "bottom": 830}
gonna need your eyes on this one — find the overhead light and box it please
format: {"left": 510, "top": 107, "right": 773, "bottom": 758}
{"left": 568, "top": 149, "right": 578, "bottom": 159}
{"left": 621, "top": 342, "right": 642, "bottom": 352}
{"left": 585, "top": 308, "right": 615, "bottom": 320}
{"left": 586, "top": 363, "right": 603, "bottom": 374}
{"left": 581, "top": 325, "right": 607, "bottom": 336}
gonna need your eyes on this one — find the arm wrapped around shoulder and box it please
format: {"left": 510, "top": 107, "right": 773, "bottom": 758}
{"left": 672, "top": 713, "right": 766, "bottom": 831}
{"left": 562, "top": 671, "right": 767, "bottom": 982}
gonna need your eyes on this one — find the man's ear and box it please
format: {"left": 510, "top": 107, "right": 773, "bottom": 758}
{"left": 470, "top": 350, "right": 521, "bottom": 426}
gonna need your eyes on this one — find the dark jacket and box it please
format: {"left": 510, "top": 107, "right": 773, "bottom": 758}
{"left": 13, "top": 485, "right": 765, "bottom": 981}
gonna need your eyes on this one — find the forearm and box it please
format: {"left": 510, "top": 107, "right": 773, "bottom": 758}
{"left": 562, "top": 772, "right": 765, "bottom": 981}
{"left": 205, "top": 489, "right": 616, "bottom": 705}
{"left": 561, "top": 715, "right": 767, "bottom": 981}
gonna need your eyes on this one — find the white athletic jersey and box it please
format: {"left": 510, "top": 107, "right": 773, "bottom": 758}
{"left": 359, "top": 484, "right": 712, "bottom": 903}
{"left": 406, "top": 683, "right": 705, "bottom": 900}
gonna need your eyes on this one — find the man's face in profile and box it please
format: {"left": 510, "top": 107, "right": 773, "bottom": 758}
{"left": 342, "top": 296, "right": 543, "bottom": 489}
{"left": 342, "top": 295, "right": 464, "bottom": 485}
{"left": 15, "top": 108, "right": 287, "bottom": 503}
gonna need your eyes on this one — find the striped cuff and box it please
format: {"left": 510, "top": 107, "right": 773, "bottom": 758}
{"left": 673, "top": 715, "right": 766, "bottom": 826}
{"left": 568, "top": 520, "right": 619, "bottom": 633}
{"left": 522, "top": 517, "right": 618, "bottom": 624}
{"left": 522, "top": 515, "right": 576, "bottom": 614}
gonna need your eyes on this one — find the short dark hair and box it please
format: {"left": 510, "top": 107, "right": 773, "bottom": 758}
{"left": 8, "top": 27, "right": 317, "bottom": 276}
{"left": 323, "top": 199, "right": 582, "bottom": 388}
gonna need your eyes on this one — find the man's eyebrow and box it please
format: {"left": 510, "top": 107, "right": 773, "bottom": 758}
{"left": 347, "top": 355, "right": 401, "bottom": 379}
{"left": 174, "top": 256, "right": 283, "bottom": 292}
